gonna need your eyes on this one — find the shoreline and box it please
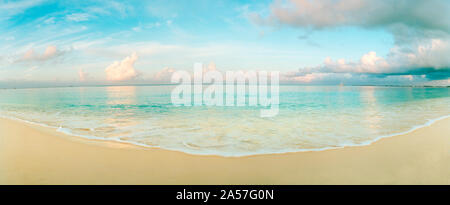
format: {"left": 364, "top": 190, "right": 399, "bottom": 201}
{"left": 1, "top": 116, "right": 449, "bottom": 184}
{"left": 1, "top": 114, "right": 449, "bottom": 157}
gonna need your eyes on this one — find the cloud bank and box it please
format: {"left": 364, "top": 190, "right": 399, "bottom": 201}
{"left": 296, "top": 39, "right": 450, "bottom": 78}
{"left": 255, "top": 0, "right": 450, "bottom": 84}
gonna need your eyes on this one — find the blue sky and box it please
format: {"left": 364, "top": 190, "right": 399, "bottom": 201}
{"left": 0, "top": 0, "right": 449, "bottom": 87}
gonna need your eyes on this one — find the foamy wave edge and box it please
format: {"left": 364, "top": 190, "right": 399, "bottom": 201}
{"left": 1, "top": 113, "right": 449, "bottom": 157}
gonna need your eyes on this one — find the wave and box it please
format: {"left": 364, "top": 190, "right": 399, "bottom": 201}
{"left": 1, "top": 113, "right": 449, "bottom": 157}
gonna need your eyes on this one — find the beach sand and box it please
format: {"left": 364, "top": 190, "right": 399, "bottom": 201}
{"left": 0, "top": 117, "right": 449, "bottom": 185}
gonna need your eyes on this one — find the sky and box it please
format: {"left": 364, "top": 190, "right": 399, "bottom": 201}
{"left": 0, "top": 0, "right": 449, "bottom": 88}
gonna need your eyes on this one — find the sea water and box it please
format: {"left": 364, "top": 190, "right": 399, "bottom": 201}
{"left": 0, "top": 85, "right": 448, "bottom": 156}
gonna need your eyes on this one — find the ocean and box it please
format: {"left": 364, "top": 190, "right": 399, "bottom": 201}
{"left": 0, "top": 85, "right": 449, "bottom": 156}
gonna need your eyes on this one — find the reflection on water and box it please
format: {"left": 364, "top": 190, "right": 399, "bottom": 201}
{"left": 105, "top": 86, "right": 139, "bottom": 137}
{"left": 106, "top": 86, "right": 137, "bottom": 105}
{"left": 0, "top": 86, "right": 448, "bottom": 156}
{"left": 362, "top": 86, "right": 382, "bottom": 132}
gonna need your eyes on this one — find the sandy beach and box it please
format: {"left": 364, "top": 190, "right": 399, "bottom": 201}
{"left": 0, "top": 117, "right": 449, "bottom": 185}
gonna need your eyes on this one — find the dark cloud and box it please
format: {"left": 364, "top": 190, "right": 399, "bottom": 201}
{"left": 254, "top": 0, "right": 450, "bottom": 85}
{"left": 258, "top": 0, "right": 450, "bottom": 34}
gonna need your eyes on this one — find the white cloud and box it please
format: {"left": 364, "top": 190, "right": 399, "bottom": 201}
{"left": 402, "top": 75, "right": 414, "bottom": 81}
{"left": 105, "top": 52, "right": 140, "bottom": 81}
{"left": 151, "top": 67, "right": 175, "bottom": 82}
{"left": 293, "top": 73, "right": 328, "bottom": 83}
{"left": 43, "top": 45, "right": 58, "bottom": 58}
{"left": 407, "top": 39, "right": 450, "bottom": 70}
{"left": 4, "top": 36, "right": 15, "bottom": 41}
{"left": 0, "top": 0, "right": 45, "bottom": 20}
{"left": 66, "top": 13, "right": 90, "bottom": 22}
{"left": 78, "top": 69, "right": 88, "bottom": 82}
{"left": 204, "top": 61, "right": 217, "bottom": 73}
{"left": 43, "top": 17, "right": 55, "bottom": 24}
{"left": 24, "top": 66, "right": 38, "bottom": 78}
{"left": 146, "top": 62, "right": 217, "bottom": 83}
{"left": 19, "top": 45, "right": 63, "bottom": 62}
{"left": 424, "top": 78, "right": 450, "bottom": 86}
{"left": 132, "top": 22, "right": 161, "bottom": 32}
{"left": 147, "top": 2, "right": 178, "bottom": 19}
{"left": 299, "top": 38, "right": 450, "bottom": 77}
{"left": 109, "top": 1, "right": 132, "bottom": 18}
{"left": 132, "top": 26, "right": 142, "bottom": 32}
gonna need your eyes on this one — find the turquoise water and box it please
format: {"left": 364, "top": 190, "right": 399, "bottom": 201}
{"left": 0, "top": 86, "right": 449, "bottom": 156}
